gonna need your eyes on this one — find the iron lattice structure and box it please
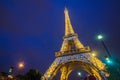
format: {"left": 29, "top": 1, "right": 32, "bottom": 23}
{"left": 42, "top": 8, "right": 108, "bottom": 80}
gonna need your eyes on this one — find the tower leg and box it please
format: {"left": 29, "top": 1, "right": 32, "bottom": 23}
{"left": 60, "top": 64, "right": 73, "bottom": 80}
{"left": 60, "top": 65, "right": 68, "bottom": 80}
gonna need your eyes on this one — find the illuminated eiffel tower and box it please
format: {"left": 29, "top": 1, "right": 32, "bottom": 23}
{"left": 42, "top": 8, "right": 108, "bottom": 80}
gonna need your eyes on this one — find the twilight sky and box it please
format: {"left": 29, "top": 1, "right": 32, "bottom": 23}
{"left": 0, "top": 0, "right": 120, "bottom": 75}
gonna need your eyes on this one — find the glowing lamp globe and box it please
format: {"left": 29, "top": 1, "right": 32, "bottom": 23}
{"left": 78, "top": 72, "right": 82, "bottom": 76}
{"left": 18, "top": 62, "right": 24, "bottom": 69}
{"left": 97, "top": 35, "right": 103, "bottom": 40}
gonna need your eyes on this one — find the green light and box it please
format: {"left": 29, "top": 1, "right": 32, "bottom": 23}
{"left": 9, "top": 67, "right": 14, "bottom": 73}
{"left": 105, "top": 57, "right": 112, "bottom": 64}
{"left": 97, "top": 34, "right": 103, "bottom": 40}
{"left": 106, "top": 60, "right": 112, "bottom": 64}
{"left": 9, "top": 69, "right": 12, "bottom": 73}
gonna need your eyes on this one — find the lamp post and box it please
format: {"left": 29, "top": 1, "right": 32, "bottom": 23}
{"left": 97, "top": 34, "right": 112, "bottom": 58}
{"left": 97, "top": 34, "right": 120, "bottom": 79}
{"left": 97, "top": 34, "right": 113, "bottom": 65}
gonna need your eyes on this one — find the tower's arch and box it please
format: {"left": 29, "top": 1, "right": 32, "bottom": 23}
{"left": 51, "top": 61, "right": 103, "bottom": 80}
{"left": 42, "top": 53, "right": 108, "bottom": 80}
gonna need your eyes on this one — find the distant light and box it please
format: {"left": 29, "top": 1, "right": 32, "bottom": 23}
{"left": 105, "top": 57, "right": 110, "bottom": 61}
{"left": 91, "top": 51, "right": 97, "bottom": 57}
{"left": 9, "top": 69, "right": 12, "bottom": 73}
{"left": 9, "top": 67, "right": 14, "bottom": 73}
{"left": 92, "top": 53, "right": 95, "bottom": 57}
{"left": 8, "top": 75, "right": 13, "bottom": 79}
{"left": 106, "top": 60, "right": 112, "bottom": 64}
{"left": 97, "top": 34, "right": 103, "bottom": 40}
{"left": 18, "top": 62, "right": 24, "bottom": 69}
{"left": 78, "top": 72, "right": 82, "bottom": 76}
{"left": 105, "top": 57, "right": 112, "bottom": 64}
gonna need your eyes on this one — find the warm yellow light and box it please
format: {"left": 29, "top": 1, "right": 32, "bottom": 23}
{"left": 18, "top": 62, "right": 24, "bottom": 69}
{"left": 92, "top": 53, "right": 96, "bottom": 56}
{"left": 8, "top": 75, "right": 13, "bottom": 79}
{"left": 91, "top": 51, "right": 97, "bottom": 57}
{"left": 105, "top": 57, "right": 110, "bottom": 61}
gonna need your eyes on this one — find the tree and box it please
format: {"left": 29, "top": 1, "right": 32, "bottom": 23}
{"left": 0, "top": 72, "right": 8, "bottom": 80}
{"left": 24, "top": 69, "right": 42, "bottom": 80}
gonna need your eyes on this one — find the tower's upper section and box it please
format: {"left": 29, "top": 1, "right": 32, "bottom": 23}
{"left": 64, "top": 8, "right": 75, "bottom": 36}
{"left": 55, "top": 8, "right": 90, "bottom": 57}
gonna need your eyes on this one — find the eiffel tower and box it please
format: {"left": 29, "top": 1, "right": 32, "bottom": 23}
{"left": 42, "top": 8, "right": 108, "bottom": 80}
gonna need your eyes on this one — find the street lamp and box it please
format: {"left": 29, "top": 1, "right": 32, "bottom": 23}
{"left": 97, "top": 35, "right": 120, "bottom": 77}
{"left": 105, "top": 57, "right": 112, "bottom": 64}
{"left": 97, "top": 34, "right": 112, "bottom": 58}
{"left": 97, "top": 34, "right": 103, "bottom": 40}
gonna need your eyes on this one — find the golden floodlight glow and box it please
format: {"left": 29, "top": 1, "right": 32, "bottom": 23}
{"left": 92, "top": 53, "right": 96, "bottom": 57}
{"left": 91, "top": 51, "right": 97, "bottom": 57}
